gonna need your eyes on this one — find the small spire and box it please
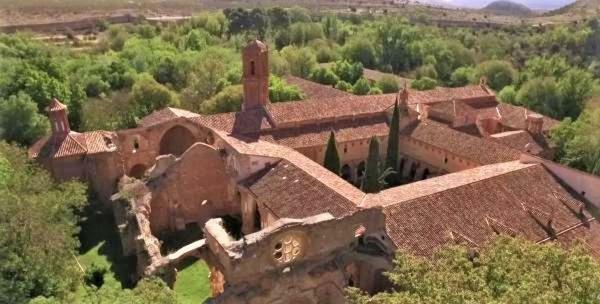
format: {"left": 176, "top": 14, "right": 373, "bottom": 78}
{"left": 479, "top": 76, "right": 488, "bottom": 87}
{"left": 47, "top": 98, "right": 67, "bottom": 112}
{"left": 398, "top": 81, "right": 409, "bottom": 106}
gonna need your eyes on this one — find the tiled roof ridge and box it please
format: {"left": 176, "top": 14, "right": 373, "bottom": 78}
{"left": 372, "top": 161, "right": 537, "bottom": 207}
{"left": 215, "top": 130, "right": 365, "bottom": 204}
{"left": 537, "top": 217, "right": 597, "bottom": 244}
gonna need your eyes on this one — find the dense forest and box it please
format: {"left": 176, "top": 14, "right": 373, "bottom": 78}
{"left": 2, "top": 6, "right": 600, "bottom": 303}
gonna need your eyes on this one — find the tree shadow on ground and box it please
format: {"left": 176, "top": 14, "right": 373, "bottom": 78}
{"left": 77, "top": 200, "right": 137, "bottom": 288}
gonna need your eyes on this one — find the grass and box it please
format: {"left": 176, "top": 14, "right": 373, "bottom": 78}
{"left": 74, "top": 201, "right": 212, "bottom": 303}
{"left": 174, "top": 257, "right": 212, "bottom": 304}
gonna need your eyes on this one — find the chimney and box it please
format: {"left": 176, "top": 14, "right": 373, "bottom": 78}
{"left": 525, "top": 113, "right": 544, "bottom": 134}
{"left": 47, "top": 98, "right": 70, "bottom": 137}
{"left": 242, "top": 40, "right": 269, "bottom": 111}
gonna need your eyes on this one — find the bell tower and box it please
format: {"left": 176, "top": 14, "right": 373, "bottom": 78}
{"left": 242, "top": 40, "right": 269, "bottom": 111}
{"left": 47, "top": 98, "right": 70, "bottom": 137}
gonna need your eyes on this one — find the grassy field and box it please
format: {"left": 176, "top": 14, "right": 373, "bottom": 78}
{"left": 74, "top": 202, "right": 212, "bottom": 302}
{"left": 174, "top": 257, "right": 212, "bottom": 304}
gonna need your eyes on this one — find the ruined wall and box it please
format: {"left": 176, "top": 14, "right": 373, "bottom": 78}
{"left": 49, "top": 156, "right": 87, "bottom": 182}
{"left": 85, "top": 152, "right": 125, "bottom": 202}
{"left": 116, "top": 118, "right": 210, "bottom": 177}
{"left": 203, "top": 208, "right": 391, "bottom": 303}
{"left": 148, "top": 142, "right": 235, "bottom": 234}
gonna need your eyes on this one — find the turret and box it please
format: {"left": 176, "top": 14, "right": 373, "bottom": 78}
{"left": 47, "top": 98, "right": 70, "bottom": 137}
{"left": 242, "top": 40, "right": 269, "bottom": 111}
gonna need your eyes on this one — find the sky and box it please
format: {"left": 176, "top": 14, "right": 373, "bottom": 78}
{"left": 422, "top": 0, "right": 576, "bottom": 10}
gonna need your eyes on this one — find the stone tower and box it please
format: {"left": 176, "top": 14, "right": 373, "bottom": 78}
{"left": 242, "top": 40, "right": 269, "bottom": 111}
{"left": 47, "top": 98, "right": 70, "bottom": 137}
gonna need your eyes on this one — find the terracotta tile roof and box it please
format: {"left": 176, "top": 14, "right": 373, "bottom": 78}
{"left": 83, "top": 131, "right": 118, "bottom": 154}
{"left": 256, "top": 115, "right": 389, "bottom": 148}
{"left": 489, "top": 130, "right": 548, "bottom": 154}
{"left": 378, "top": 163, "right": 595, "bottom": 256}
{"left": 191, "top": 108, "right": 274, "bottom": 134}
{"left": 408, "top": 85, "right": 495, "bottom": 105}
{"left": 402, "top": 120, "right": 522, "bottom": 165}
{"left": 283, "top": 75, "right": 351, "bottom": 100}
{"left": 29, "top": 131, "right": 117, "bottom": 159}
{"left": 193, "top": 85, "right": 498, "bottom": 138}
{"left": 362, "top": 161, "right": 534, "bottom": 207}
{"left": 246, "top": 160, "right": 358, "bottom": 219}
{"left": 47, "top": 98, "right": 67, "bottom": 112}
{"left": 29, "top": 132, "right": 87, "bottom": 159}
{"left": 138, "top": 107, "right": 200, "bottom": 128}
{"left": 497, "top": 103, "right": 559, "bottom": 132}
{"left": 216, "top": 131, "right": 365, "bottom": 204}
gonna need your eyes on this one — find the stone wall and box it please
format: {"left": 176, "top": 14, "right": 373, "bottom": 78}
{"left": 116, "top": 118, "right": 210, "bottom": 178}
{"left": 147, "top": 142, "right": 235, "bottom": 234}
{"left": 202, "top": 208, "right": 392, "bottom": 303}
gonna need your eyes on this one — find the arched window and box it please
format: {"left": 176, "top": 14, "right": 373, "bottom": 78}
{"left": 250, "top": 61, "right": 256, "bottom": 76}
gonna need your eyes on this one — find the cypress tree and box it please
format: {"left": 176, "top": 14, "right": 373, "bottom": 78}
{"left": 362, "top": 137, "right": 381, "bottom": 193}
{"left": 386, "top": 101, "right": 400, "bottom": 185}
{"left": 324, "top": 131, "right": 341, "bottom": 175}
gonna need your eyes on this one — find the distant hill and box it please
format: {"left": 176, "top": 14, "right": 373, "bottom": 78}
{"left": 482, "top": 0, "right": 533, "bottom": 16}
{"left": 548, "top": 0, "right": 600, "bottom": 15}
{"left": 421, "top": 0, "right": 573, "bottom": 11}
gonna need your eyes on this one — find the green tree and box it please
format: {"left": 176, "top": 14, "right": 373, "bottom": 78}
{"left": 376, "top": 75, "right": 399, "bottom": 94}
{"left": 353, "top": 78, "right": 371, "bottom": 96}
{"left": 335, "top": 80, "right": 353, "bottom": 92}
{"left": 323, "top": 131, "right": 341, "bottom": 175}
{"left": 281, "top": 46, "right": 317, "bottom": 78}
{"left": 348, "top": 236, "right": 600, "bottom": 304}
{"left": 362, "top": 137, "right": 381, "bottom": 193}
{"left": 0, "top": 142, "right": 87, "bottom": 303}
{"left": 411, "top": 77, "right": 437, "bottom": 91}
{"left": 288, "top": 6, "right": 311, "bottom": 23}
{"left": 131, "top": 73, "right": 180, "bottom": 118}
{"left": 0, "top": 93, "right": 49, "bottom": 145}
{"left": 332, "top": 60, "right": 363, "bottom": 84}
{"left": 498, "top": 85, "right": 517, "bottom": 104}
{"left": 343, "top": 37, "right": 377, "bottom": 68}
{"left": 449, "top": 67, "right": 474, "bottom": 87}
{"left": 550, "top": 107, "right": 600, "bottom": 175}
{"left": 267, "top": 7, "right": 291, "bottom": 29}
{"left": 475, "top": 60, "right": 517, "bottom": 91}
{"left": 310, "top": 67, "right": 340, "bottom": 86}
{"left": 385, "top": 102, "right": 400, "bottom": 185}
{"left": 557, "top": 69, "right": 595, "bottom": 119}
{"left": 269, "top": 76, "right": 304, "bottom": 102}
{"left": 516, "top": 78, "right": 560, "bottom": 119}
{"left": 200, "top": 85, "right": 243, "bottom": 114}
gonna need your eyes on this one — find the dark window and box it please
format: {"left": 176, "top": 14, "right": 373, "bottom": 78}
{"left": 250, "top": 61, "right": 256, "bottom": 75}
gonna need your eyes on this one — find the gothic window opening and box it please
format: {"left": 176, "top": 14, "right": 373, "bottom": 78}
{"left": 250, "top": 61, "right": 256, "bottom": 76}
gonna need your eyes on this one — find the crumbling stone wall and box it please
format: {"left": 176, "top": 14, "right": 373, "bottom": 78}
{"left": 202, "top": 208, "right": 393, "bottom": 303}
{"left": 116, "top": 118, "right": 210, "bottom": 178}
{"left": 147, "top": 142, "right": 235, "bottom": 234}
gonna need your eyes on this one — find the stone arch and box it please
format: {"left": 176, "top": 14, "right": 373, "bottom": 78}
{"left": 341, "top": 164, "right": 353, "bottom": 182}
{"left": 422, "top": 168, "right": 430, "bottom": 180}
{"left": 409, "top": 162, "right": 419, "bottom": 180}
{"left": 356, "top": 162, "right": 366, "bottom": 183}
{"left": 129, "top": 163, "right": 148, "bottom": 179}
{"left": 159, "top": 125, "right": 197, "bottom": 157}
{"left": 398, "top": 158, "right": 405, "bottom": 177}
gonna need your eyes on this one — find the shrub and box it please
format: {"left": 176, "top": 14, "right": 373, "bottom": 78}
{"left": 411, "top": 77, "right": 437, "bottom": 90}
{"left": 352, "top": 78, "right": 371, "bottom": 95}
{"left": 376, "top": 75, "right": 399, "bottom": 93}
{"left": 310, "top": 67, "right": 340, "bottom": 86}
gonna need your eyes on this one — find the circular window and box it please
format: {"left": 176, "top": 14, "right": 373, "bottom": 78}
{"left": 272, "top": 233, "right": 305, "bottom": 265}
